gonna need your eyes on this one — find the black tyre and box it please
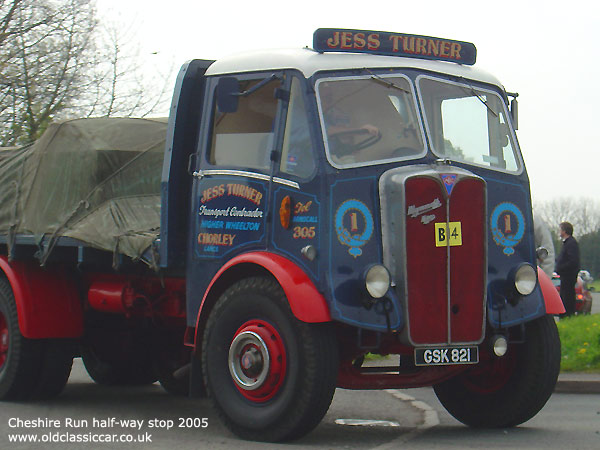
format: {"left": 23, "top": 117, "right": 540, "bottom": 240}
{"left": 32, "top": 339, "right": 74, "bottom": 399}
{"left": 159, "top": 370, "right": 189, "bottom": 396}
{"left": 81, "top": 347, "right": 157, "bottom": 386}
{"left": 81, "top": 321, "right": 157, "bottom": 386}
{"left": 434, "top": 315, "right": 560, "bottom": 427}
{"left": 0, "top": 278, "right": 73, "bottom": 400}
{"left": 157, "top": 341, "right": 191, "bottom": 396}
{"left": 202, "top": 276, "right": 338, "bottom": 442}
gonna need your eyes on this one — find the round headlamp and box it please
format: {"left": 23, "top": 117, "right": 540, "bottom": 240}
{"left": 365, "top": 265, "right": 391, "bottom": 298}
{"left": 514, "top": 264, "right": 537, "bottom": 296}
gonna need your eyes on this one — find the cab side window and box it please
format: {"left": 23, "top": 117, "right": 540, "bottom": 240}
{"left": 280, "top": 77, "right": 316, "bottom": 178}
{"left": 209, "top": 77, "right": 281, "bottom": 171}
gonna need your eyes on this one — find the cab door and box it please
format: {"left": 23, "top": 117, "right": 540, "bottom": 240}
{"left": 185, "top": 72, "right": 285, "bottom": 325}
{"left": 270, "top": 74, "right": 324, "bottom": 284}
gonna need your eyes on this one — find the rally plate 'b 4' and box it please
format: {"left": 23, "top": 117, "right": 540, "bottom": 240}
{"left": 434, "top": 221, "right": 462, "bottom": 247}
{"left": 415, "top": 346, "right": 479, "bottom": 366}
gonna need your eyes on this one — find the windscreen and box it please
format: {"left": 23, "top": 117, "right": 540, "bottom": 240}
{"left": 418, "top": 76, "right": 520, "bottom": 172}
{"left": 317, "top": 75, "right": 425, "bottom": 167}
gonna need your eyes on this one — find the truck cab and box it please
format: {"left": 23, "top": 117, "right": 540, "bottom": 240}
{"left": 0, "top": 29, "right": 563, "bottom": 443}
{"left": 158, "top": 29, "right": 563, "bottom": 440}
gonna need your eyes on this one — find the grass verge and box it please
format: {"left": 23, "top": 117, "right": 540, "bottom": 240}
{"left": 557, "top": 313, "right": 600, "bottom": 372}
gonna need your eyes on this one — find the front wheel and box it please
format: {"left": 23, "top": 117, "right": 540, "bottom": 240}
{"left": 434, "top": 315, "right": 560, "bottom": 427}
{"left": 202, "top": 277, "right": 338, "bottom": 442}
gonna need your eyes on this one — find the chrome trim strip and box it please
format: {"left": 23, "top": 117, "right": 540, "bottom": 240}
{"left": 445, "top": 198, "right": 452, "bottom": 344}
{"left": 197, "top": 169, "right": 300, "bottom": 189}
{"left": 272, "top": 176, "right": 300, "bottom": 189}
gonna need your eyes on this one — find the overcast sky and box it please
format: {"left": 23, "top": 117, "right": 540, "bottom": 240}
{"left": 97, "top": 0, "right": 599, "bottom": 203}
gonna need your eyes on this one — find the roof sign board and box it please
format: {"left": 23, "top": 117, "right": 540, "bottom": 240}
{"left": 313, "top": 28, "right": 477, "bottom": 66}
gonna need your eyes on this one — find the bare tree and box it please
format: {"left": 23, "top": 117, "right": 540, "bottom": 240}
{"left": 0, "top": 0, "right": 172, "bottom": 147}
{"left": 79, "top": 22, "right": 173, "bottom": 119}
{"left": 0, "top": 0, "right": 47, "bottom": 48}
{"left": 0, "top": 0, "right": 98, "bottom": 145}
{"left": 534, "top": 197, "right": 600, "bottom": 236}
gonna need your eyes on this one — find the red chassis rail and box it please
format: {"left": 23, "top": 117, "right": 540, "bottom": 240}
{"left": 337, "top": 359, "right": 467, "bottom": 389}
{"left": 0, "top": 255, "right": 187, "bottom": 339}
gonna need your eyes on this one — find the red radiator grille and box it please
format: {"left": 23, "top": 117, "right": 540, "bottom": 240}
{"left": 448, "top": 178, "right": 486, "bottom": 343}
{"left": 405, "top": 177, "right": 448, "bottom": 344}
{"left": 404, "top": 175, "right": 485, "bottom": 345}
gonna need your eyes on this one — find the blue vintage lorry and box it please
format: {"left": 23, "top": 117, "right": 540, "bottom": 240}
{"left": 0, "top": 29, "right": 564, "bottom": 441}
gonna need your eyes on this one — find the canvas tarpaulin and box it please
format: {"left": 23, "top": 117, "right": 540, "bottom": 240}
{"left": 0, "top": 117, "right": 168, "bottom": 266}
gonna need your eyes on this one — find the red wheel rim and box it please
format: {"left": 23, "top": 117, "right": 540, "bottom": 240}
{"left": 0, "top": 311, "right": 8, "bottom": 369}
{"left": 228, "top": 320, "right": 287, "bottom": 402}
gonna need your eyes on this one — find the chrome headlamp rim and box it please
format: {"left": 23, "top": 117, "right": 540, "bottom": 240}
{"left": 513, "top": 263, "right": 538, "bottom": 296}
{"left": 365, "top": 264, "right": 391, "bottom": 299}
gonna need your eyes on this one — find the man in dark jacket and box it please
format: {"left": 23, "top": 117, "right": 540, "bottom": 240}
{"left": 555, "top": 221, "right": 580, "bottom": 317}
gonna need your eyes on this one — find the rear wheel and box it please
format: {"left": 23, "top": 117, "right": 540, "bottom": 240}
{"left": 157, "top": 333, "right": 191, "bottom": 396}
{"left": 81, "top": 344, "right": 157, "bottom": 386}
{"left": 202, "top": 276, "right": 338, "bottom": 442}
{"left": 0, "top": 278, "right": 73, "bottom": 400}
{"left": 434, "top": 315, "right": 560, "bottom": 427}
{"left": 33, "top": 340, "right": 74, "bottom": 399}
{"left": 81, "top": 317, "right": 157, "bottom": 386}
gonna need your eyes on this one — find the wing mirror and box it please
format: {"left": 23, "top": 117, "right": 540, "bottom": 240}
{"left": 536, "top": 246, "right": 549, "bottom": 262}
{"left": 510, "top": 97, "right": 518, "bottom": 130}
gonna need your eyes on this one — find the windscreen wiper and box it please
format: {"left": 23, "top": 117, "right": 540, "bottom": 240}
{"left": 365, "top": 69, "right": 410, "bottom": 94}
{"left": 236, "top": 74, "right": 281, "bottom": 97}
{"left": 458, "top": 77, "right": 498, "bottom": 117}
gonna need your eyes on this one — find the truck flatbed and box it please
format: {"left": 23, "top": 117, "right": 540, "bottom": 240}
{"left": 0, "top": 117, "right": 166, "bottom": 267}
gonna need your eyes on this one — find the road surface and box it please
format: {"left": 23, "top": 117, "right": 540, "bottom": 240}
{"left": 1, "top": 359, "right": 598, "bottom": 449}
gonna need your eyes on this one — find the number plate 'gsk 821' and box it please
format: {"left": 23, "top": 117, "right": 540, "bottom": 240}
{"left": 414, "top": 346, "right": 479, "bottom": 366}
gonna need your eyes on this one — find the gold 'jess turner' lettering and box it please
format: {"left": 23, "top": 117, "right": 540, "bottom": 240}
{"left": 388, "top": 35, "right": 462, "bottom": 60}
{"left": 200, "top": 183, "right": 263, "bottom": 206}
{"left": 327, "top": 31, "right": 380, "bottom": 50}
{"left": 201, "top": 184, "right": 225, "bottom": 203}
{"left": 226, "top": 184, "right": 263, "bottom": 206}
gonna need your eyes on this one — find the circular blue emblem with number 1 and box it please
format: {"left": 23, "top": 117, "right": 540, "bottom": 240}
{"left": 335, "top": 199, "right": 374, "bottom": 258}
{"left": 490, "top": 202, "right": 525, "bottom": 256}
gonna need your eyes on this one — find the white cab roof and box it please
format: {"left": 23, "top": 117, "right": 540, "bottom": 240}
{"left": 205, "top": 47, "right": 505, "bottom": 89}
